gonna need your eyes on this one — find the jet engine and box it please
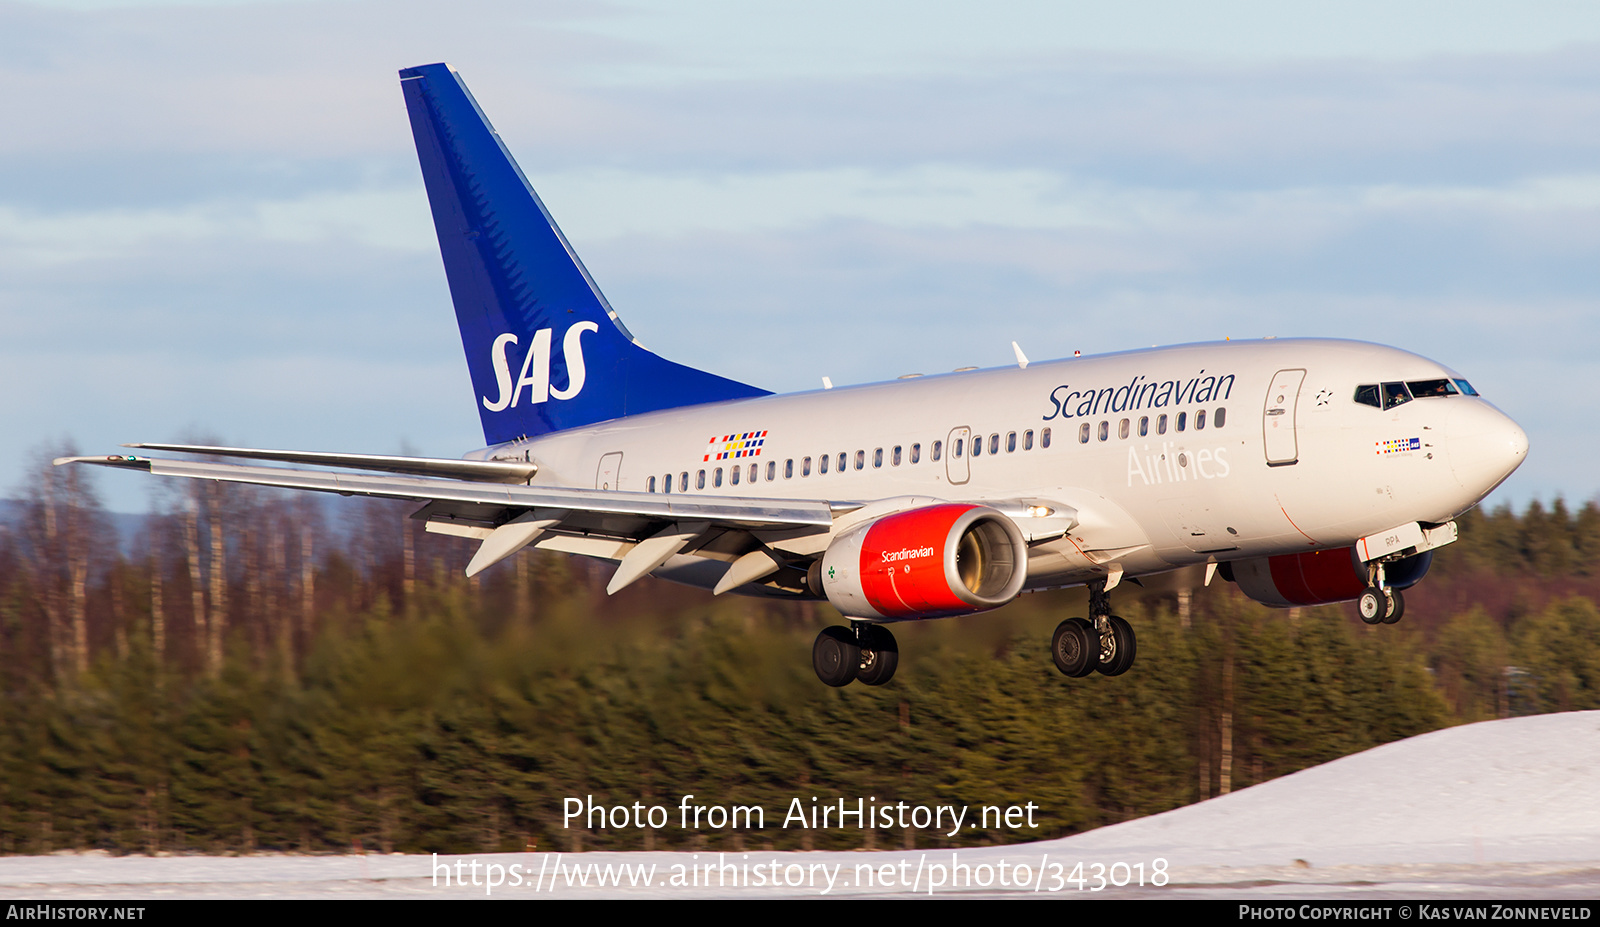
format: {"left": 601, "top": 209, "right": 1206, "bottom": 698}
{"left": 809, "top": 504, "right": 1028, "bottom": 620}
{"left": 1222, "top": 547, "right": 1432, "bottom": 608}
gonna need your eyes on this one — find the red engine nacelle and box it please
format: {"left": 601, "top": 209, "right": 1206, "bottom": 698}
{"left": 812, "top": 504, "right": 1028, "bottom": 620}
{"left": 1224, "top": 547, "right": 1432, "bottom": 608}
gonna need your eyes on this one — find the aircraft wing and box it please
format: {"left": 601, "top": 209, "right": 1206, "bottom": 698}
{"left": 58, "top": 449, "right": 1090, "bottom": 596}
{"left": 58, "top": 453, "right": 841, "bottom": 588}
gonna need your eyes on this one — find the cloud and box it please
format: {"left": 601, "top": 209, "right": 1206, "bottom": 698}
{"left": 0, "top": 188, "right": 434, "bottom": 269}
{"left": 2, "top": 0, "right": 1597, "bottom": 510}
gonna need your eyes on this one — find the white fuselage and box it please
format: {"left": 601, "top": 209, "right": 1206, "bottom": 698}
{"left": 473, "top": 338, "right": 1527, "bottom": 591}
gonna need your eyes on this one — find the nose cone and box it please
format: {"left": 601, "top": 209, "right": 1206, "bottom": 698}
{"left": 1447, "top": 401, "right": 1528, "bottom": 501}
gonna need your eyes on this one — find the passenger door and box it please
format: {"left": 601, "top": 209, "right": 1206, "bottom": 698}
{"left": 1263, "top": 369, "right": 1305, "bottom": 466}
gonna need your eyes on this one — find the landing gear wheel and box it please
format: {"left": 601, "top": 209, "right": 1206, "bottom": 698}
{"left": 855, "top": 624, "right": 899, "bottom": 686}
{"left": 1095, "top": 615, "right": 1137, "bottom": 677}
{"left": 1358, "top": 587, "right": 1384, "bottom": 624}
{"left": 1382, "top": 588, "right": 1405, "bottom": 624}
{"left": 812, "top": 626, "right": 860, "bottom": 687}
{"left": 1051, "top": 617, "right": 1098, "bottom": 677}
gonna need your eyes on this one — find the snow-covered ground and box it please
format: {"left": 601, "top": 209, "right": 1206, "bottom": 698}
{"left": 3, "top": 712, "right": 1598, "bottom": 899}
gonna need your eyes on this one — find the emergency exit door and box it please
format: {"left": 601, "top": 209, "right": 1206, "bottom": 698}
{"left": 595, "top": 452, "right": 623, "bottom": 490}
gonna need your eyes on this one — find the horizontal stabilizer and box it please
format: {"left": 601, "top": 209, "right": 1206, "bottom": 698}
{"left": 123, "top": 443, "right": 537, "bottom": 483}
{"left": 56, "top": 455, "right": 834, "bottom": 530}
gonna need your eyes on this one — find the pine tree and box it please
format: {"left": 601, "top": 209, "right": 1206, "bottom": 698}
{"left": 1513, "top": 596, "right": 1600, "bottom": 712}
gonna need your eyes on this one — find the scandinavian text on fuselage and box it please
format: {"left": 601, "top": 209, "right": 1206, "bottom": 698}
{"left": 1042, "top": 369, "right": 1237, "bottom": 422}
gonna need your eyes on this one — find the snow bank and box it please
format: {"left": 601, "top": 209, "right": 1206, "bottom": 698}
{"left": 1, "top": 712, "right": 1596, "bottom": 898}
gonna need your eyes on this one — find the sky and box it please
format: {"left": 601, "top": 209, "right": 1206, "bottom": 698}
{"left": 3, "top": 0, "right": 1599, "bottom": 512}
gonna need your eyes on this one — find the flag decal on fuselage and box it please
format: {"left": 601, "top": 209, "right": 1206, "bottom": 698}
{"left": 705, "top": 431, "right": 769, "bottom": 462}
{"left": 1376, "top": 437, "right": 1422, "bottom": 455}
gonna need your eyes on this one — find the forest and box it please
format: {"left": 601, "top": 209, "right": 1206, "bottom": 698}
{"left": 0, "top": 442, "right": 1596, "bottom": 855}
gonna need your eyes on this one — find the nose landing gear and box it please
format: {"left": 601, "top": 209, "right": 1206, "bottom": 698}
{"left": 1358, "top": 560, "right": 1406, "bottom": 625}
{"left": 1359, "top": 586, "right": 1405, "bottom": 624}
{"left": 1382, "top": 589, "right": 1405, "bottom": 624}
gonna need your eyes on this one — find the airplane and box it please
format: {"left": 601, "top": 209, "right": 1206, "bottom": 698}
{"left": 60, "top": 63, "right": 1529, "bottom": 688}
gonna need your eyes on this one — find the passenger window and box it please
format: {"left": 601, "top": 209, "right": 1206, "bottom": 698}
{"left": 1196, "top": 410, "right": 1206, "bottom": 430}
{"left": 730, "top": 466, "right": 740, "bottom": 485}
{"left": 911, "top": 443, "right": 921, "bottom": 463}
{"left": 1382, "top": 382, "right": 1413, "bottom": 410}
{"left": 1353, "top": 384, "right": 1382, "bottom": 408}
{"left": 892, "top": 446, "right": 902, "bottom": 466}
{"left": 1177, "top": 412, "right": 1187, "bottom": 432}
{"left": 1138, "top": 416, "right": 1148, "bottom": 437}
{"left": 1023, "top": 430, "right": 1033, "bottom": 450}
{"left": 680, "top": 472, "right": 689, "bottom": 492}
{"left": 989, "top": 434, "right": 1000, "bottom": 455}
{"left": 1079, "top": 423, "right": 1091, "bottom": 443}
{"left": 715, "top": 468, "right": 724, "bottom": 487}
{"left": 749, "top": 463, "right": 758, "bottom": 483}
{"left": 696, "top": 470, "right": 706, "bottom": 490}
{"left": 1041, "top": 427, "right": 1050, "bottom": 448}
{"left": 955, "top": 438, "right": 964, "bottom": 457}
{"left": 972, "top": 437, "right": 982, "bottom": 457}
{"left": 1214, "top": 407, "right": 1226, "bottom": 428}
{"left": 873, "top": 448, "right": 883, "bottom": 468}
{"left": 1118, "top": 419, "right": 1129, "bottom": 440}
{"left": 855, "top": 450, "right": 865, "bottom": 470}
{"left": 663, "top": 473, "right": 672, "bottom": 494}
{"left": 1098, "top": 421, "right": 1109, "bottom": 442}
{"left": 932, "top": 441, "right": 942, "bottom": 461}
{"left": 819, "top": 454, "right": 829, "bottom": 474}
{"left": 1006, "top": 432, "right": 1016, "bottom": 452}
{"left": 1157, "top": 414, "right": 1168, "bottom": 435}
{"left": 647, "top": 476, "right": 656, "bottom": 493}
{"left": 767, "top": 461, "right": 776, "bottom": 481}
{"left": 801, "top": 457, "right": 810, "bottom": 477}
{"left": 839, "top": 452, "right": 847, "bottom": 472}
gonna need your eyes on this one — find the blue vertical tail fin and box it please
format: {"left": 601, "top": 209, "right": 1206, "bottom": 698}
{"left": 399, "top": 63, "right": 769, "bottom": 446}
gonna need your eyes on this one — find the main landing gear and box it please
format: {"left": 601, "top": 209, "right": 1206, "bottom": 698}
{"left": 812, "top": 622, "right": 899, "bottom": 687}
{"left": 1051, "top": 577, "right": 1138, "bottom": 678}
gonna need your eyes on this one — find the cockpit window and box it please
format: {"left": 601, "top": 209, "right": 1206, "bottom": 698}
{"left": 1359, "top": 378, "right": 1476, "bottom": 407}
{"left": 1381, "top": 382, "right": 1412, "bottom": 410}
{"left": 1406, "top": 378, "right": 1458, "bottom": 398}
